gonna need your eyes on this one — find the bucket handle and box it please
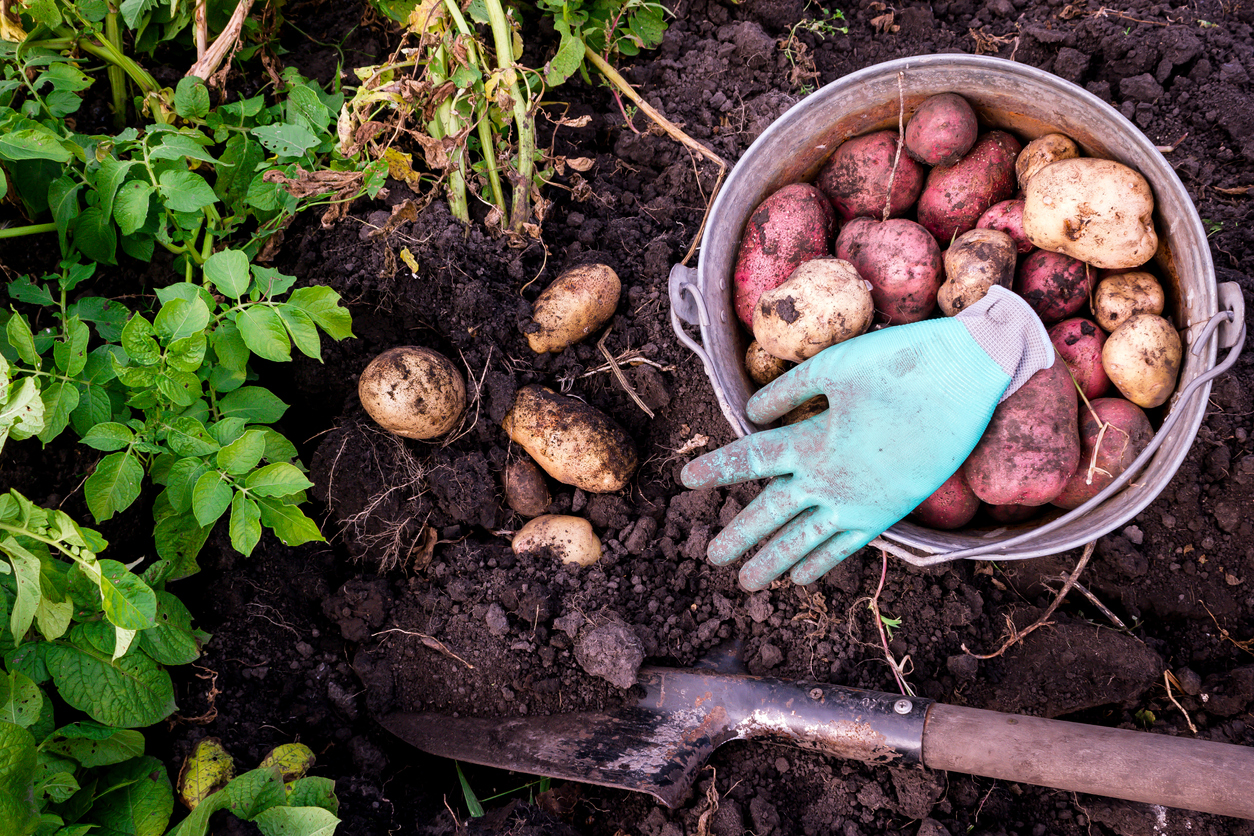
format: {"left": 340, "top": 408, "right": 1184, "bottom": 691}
{"left": 669, "top": 264, "right": 755, "bottom": 438}
{"left": 883, "top": 281, "right": 1247, "bottom": 567}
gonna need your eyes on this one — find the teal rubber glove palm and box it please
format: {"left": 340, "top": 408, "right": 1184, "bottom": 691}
{"left": 681, "top": 286, "right": 1054, "bottom": 591}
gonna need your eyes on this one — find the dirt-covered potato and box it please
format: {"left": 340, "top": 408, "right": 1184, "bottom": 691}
{"left": 905, "top": 92, "right": 978, "bottom": 166}
{"left": 1015, "top": 133, "right": 1080, "bottom": 189}
{"left": 358, "top": 346, "right": 466, "bottom": 440}
{"left": 1048, "top": 318, "right": 1110, "bottom": 400}
{"left": 1053, "top": 398, "right": 1153, "bottom": 510}
{"left": 1092, "top": 271, "right": 1165, "bottom": 332}
{"left": 780, "top": 396, "right": 828, "bottom": 426}
{"left": 503, "top": 458, "right": 551, "bottom": 518}
{"left": 502, "top": 385, "right": 638, "bottom": 493}
{"left": 1022, "top": 158, "right": 1158, "bottom": 269}
{"left": 1102, "top": 314, "right": 1181, "bottom": 408}
{"left": 733, "top": 183, "right": 837, "bottom": 327}
{"left": 524, "top": 263, "right": 620, "bottom": 353}
{"left": 1014, "top": 249, "right": 1092, "bottom": 324}
{"left": 753, "top": 258, "right": 874, "bottom": 363}
{"left": 835, "top": 218, "right": 943, "bottom": 323}
{"left": 745, "top": 340, "right": 791, "bottom": 387}
{"left": 976, "top": 199, "right": 1032, "bottom": 253}
{"left": 815, "top": 130, "right": 926, "bottom": 222}
{"left": 512, "top": 515, "right": 602, "bottom": 566}
{"left": 985, "top": 503, "right": 1040, "bottom": 524}
{"left": 911, "top": 469, "right": 980, "bottom": 530}
{"left": 963, "top": 362, "right": 1080, "bottom": 507}
{"left": 937, "top": 228, "right": 1017, "bottom": 316}
{"left": 917, "top": 131, "right": 1022, "bottom": 243}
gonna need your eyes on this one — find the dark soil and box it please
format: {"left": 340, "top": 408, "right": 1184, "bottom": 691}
{"left": 5, "top": 0, "right": 1254, "bottom": 834}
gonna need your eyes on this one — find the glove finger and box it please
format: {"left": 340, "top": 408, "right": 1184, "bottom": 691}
{"left": 737, "top": 506, "right": 839, "bottom": 592}
{"left": 745, "top": 360, "right": 825, "bottom": 424}
{"left": 680, "top": 424, "right": 799, "bottom": 489}
{"left": 706, "top": 479, "right": 808, "bottom": 567}
{"left": 787, "top": 528, "right": 876, "bottom": 586}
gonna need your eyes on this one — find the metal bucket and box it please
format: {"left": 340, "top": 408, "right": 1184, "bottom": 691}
{"left": 669, "top": 55, "right": 1246, "bottom": 565}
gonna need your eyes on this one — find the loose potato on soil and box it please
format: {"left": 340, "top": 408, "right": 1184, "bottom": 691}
{"left": 1102, "top": 313, "right": 1181, "bottom": 408}
{"left": 1053, "top": 398, "right": 1153, "bottom": 509}
{"left": 512, "top": 515, "right": 602, "bottom": 567}
{"left": 502, "top": 385, "right": 638, "bottom": 493}
{"left": 917, "top": 131, "right": 1022, "bottom": 243}
{"left": 753, "top": 258, "right": 874, "bottom": 363}
{"left": 745, "top": 341, "right": 791, "bottom": 387}
{"left": 815, "top": 130, "right": 926, "bottom": 222}
{"left": 1015, "top": 249, "right": 1092, "bottom": 323}
{"left": 963, "top": 362, "right": 1080, "bottom": 507}
{"left": 905, "top": 92, "right": 978, "bottom": 166}
{"left": 1022, "top": 158, "right": 1158, "bottom": 269}
{"left": 1048, "top": 318, "right": 1110, "bottom": 400}
{"left": 733, "top": 183, "right": 837, "bottom": 327}
{"left": 1015, "top": 133, "right": 1080, "bottom": 189}
{"left": 503, "top": 458, "right": 551, "bottom": 518}
{"left": 1092, "top": 271, "right": 1166, "bottom": 332}
{"left": 835, "top": 218, "right": 943, "bottom": 323}
{"left": 524, "top": 263, "right": 620, "bottom": 353}
{"left": 976, "top": 199, "right": 1032, "bottom": 253}
{"left": 358, "top": 346, "right": 466, "bottom": 440}
{"left": 911, "top": 469, "right": 980, "bottom": 530}
{"left": 937, "top": 228, "right": 1017, "bottom": 316}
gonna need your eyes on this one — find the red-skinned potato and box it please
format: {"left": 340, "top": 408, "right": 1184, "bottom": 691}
{"left": 917, "top": 131, "right": 1022, "bottom": 243}
{"left": 1092, "top": 271, "right": 1165, "bottom": 332}
{"left": 1102, "top": 314, "right": 1181, "bottom": 408}
{"left": 733, "top": 183, "right": 836, "bottom": 327}
{"left": 753, "top": 259, "right": 874, "bottom": 363}
{"left": 503, "top": 458, "right": 551, "bottom": 518}
{"left": 835, "top": 218, "right": 943, "bottom": 323}
{"left": 359, "top": 346, "right": 466, "bottom": 440}
{"left": 904, "top": 93, "right": 978, "bottom": 166}
{"left": 1014, "top": 250, "right": 1092, "bottom": 324}
{"left": 1053, "top": 398, "right": 1153, "bottom": 509}
{"left": 937, "top": 228, "right": 1017, "bottom": 316}
{"left": 1048, "top": 318, "right": 1110, "bottom": 400}
{"left": 985, "top": 503, "right": 1040, "bottom": 524}
{"left": 911, "top": 469, "right": 980, "bottom": 529}
{"left": 976, "top": 199, "right": 1032, "bottom": 253}
{"left": 815, "top": 130, "right": 926, "bottom": 223}
{"left": 963, "top": 362, "right": 1080, "bottom": 507}
{"left": 1015, "top": 133, "right": 1080, "bottom": 189}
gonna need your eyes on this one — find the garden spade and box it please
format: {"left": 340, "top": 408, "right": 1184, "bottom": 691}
{"left": 382, "top": 660, "right": 1254, "bottom": 820}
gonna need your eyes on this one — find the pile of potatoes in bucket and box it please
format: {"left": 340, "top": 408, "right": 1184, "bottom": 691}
{"left": 734, "top": 92, "right": 1181, "bottom": 529}
{"left": 357, "top": 263, "right": 635, "bottom": 567}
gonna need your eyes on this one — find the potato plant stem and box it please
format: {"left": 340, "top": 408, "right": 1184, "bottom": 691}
{"left": 104, "top": 10, "right": 127, "bottom": 128}
{"left": 0, "top": 222, "right": 57, "bottom": 239}
{"left": 483, "top": 0, "right": 534, "bottom": 233}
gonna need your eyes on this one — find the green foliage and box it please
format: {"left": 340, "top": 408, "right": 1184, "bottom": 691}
{"left": 535, "top": 0, "right": 669, "bottom": 84}
{"left": 171, "top": 765, "right": 340, "bottom": 836}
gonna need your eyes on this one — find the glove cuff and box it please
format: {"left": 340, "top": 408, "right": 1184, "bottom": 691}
{"left": 954, "top": 285, "right": 1055, "bottom": 402}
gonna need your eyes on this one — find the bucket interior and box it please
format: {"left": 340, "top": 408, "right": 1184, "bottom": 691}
{"left": 694, "top": 55, "right": 1218, "bottom": 559}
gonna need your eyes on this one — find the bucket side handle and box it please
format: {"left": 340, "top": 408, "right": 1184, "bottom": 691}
{"left": 669, "top": 264, "right": 755, "bottom": 438}
{"left": 888, "top": 282, "right": 1247, "bottom": 567}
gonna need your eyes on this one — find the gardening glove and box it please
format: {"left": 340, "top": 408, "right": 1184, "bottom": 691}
{"left": 681, "top": 286, "right": 1054, "bottom": 591}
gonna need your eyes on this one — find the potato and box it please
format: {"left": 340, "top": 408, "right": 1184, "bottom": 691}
{"left": 905, "top": 93, "right": 979, "bottom": 166}
{"left": 1101, "top": 314, "right": 1181, "bottom": 408}
{"left": 917, "top": 131, "right": 1022, "bottom": 243}
{"left": 1015, "top": 133, "right": 1080, "bottom": 190}
{"left": 781, "top": 396, "right": 828, "bottom": 426}
{"left": 1053, "top": 398, "right": 1153, "bottom": 510}
{"left": 963, "top": 362, "right": 1080, "bottom": 507}
{"left": 502, "top": 385, "right": 638, "bottom": 493}
{"left": 358, "top": 346, "right": 466, "bottom": 440}
{"left": 815, "top": 130, "right": 926, "bottom": 223}
{"left": 1022, "top": 158, "right": 1158, "bottom": 269}
{"left": 937, "top": 228, "right": 1017, "bottom": 316}
{"left": 512, "top": 515, "right": 601, "bottom": 567}
{"left": 911, "top": 469, "right": 980, "bottom": 530}
{"left": 976, "top": 199, "right": 1032, "bottom": 254}
{"left": 984, "top": 503, "right": 1040, "bottom": 524}
{"left": 1048, "top": 318, "right": 1110, "bottom": 400}
{"left": 835, "top": 218, "right": 943, "bottom": 323}
{"left": 524, "top": 263, "right": 620, "bottom": 353}
{"left": 753, "top": 258, "right": 874, "bottom": 363}
{"left": 1014, "top": 249, "right": 1092, "bottom": 324}
{"left": 1092, "top": 271, "right": 1165, "bottom": 332}
{"left": 745, "top": 340, "right": 790, "bottom": 387}
{"left": 733, "top": 183, "right": 836, "bottom": 327}
{"left": 503, "top": 458, "right": 551, "bottom": 518}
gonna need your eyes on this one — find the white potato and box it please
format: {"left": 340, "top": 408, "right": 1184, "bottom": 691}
{"left": 1016, "top": 133, "right": 1080, "bottom": 190}
{"left": 512, "top": 515, "right": 601, "bottom": 566}
{"left": 524, "top": 263, "right": 620, "bottom": 353}
{"left": 752, "top": 258, "right": 873, "bottom": 363}
{"left": 1092, "top": 271, "right": 1165, "bottom": 332}
{"left": 745, "top": 340, "right": 790, "bottom": 387}
{"left": 937, "top": 228, "right": 1017, "bottom": 316}
{"left": 1022, "top": 158, "right": 1158, "bottom": 269}
{"left": 1102, "top": 313, "right": 1181, "bottom": 408}
{"left": 358, "top": 346, "right": 466, "bottom": 440}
